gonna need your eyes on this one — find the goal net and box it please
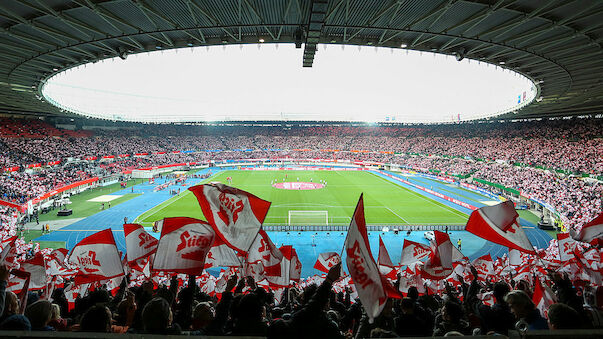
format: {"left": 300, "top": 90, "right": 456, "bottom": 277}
{"left": 288, "top": 210, "right": 328, "bottom": 226}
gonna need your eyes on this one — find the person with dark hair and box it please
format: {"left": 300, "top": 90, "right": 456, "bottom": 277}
{"left": 80, "top": 305, "right": 112, "bottom": 332}
{"left": 433, "top": 300, "right": 471, "bottom": 336}
{"left": 229, "top": 292, "right": 267, "bottom": 336}
{"left": 0, "top": 314, "right": 31, "bottom": 331}
{"left": 24, "top": 300, "right": 54, "bottom": 331}
{"left": 505, "top": 290, "right": 548, "bottom": 330}
{"left": 476, "top": 281, "right": 515, "bottom": 335}
{"left": 141, "top": 297, "right": 180, "bottom": 335}
{"left": 547, "top": 303, "right": 582, "bottom": 330}
{"left": 288, "top": 263, "right": 344, "bottom": 339}
{"left": 394, "top": 297, "right": 431, "bottom": 337}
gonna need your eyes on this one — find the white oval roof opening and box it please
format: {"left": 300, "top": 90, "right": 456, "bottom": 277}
{"left": 42, "top": 44, "right": 536, "bottom": 123}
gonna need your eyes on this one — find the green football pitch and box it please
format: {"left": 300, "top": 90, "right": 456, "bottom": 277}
{"left": 134, "top": 170, "right": 468, "bottom": 226}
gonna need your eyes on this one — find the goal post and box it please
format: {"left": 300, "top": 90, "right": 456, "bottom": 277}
{"left": 288, "top": 210, "right": 328, "bottom": 226}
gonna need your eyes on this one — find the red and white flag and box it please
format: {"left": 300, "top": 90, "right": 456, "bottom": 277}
{"left": 314, "top": 252, "right": 341, "bottom": 273}
{"left": 152, "top": 217, "right": 215, "bottom": 275}
{"left": 0, "top": 235, "right": 18, "bottom": 268}
{"left": 422, "top": 231, "right": 454, "bottom": 280}
{"left": 400, "top": 239, "right": 431, "bottom": 266}
{"left": 247, "top": 230, "right": 282, "bottom": 276}
{"left": 533, "top": 280, "right": 556, "bottom": 318}
{"left": 571, "top": 212, "right": 603, "bottom": 246}
{"left": 471, "top": 254, "right": 494, "bottom": 282}
{"left": 123, "top": 223, "right": 158, "bottom": 264}
{"left": 189, "top": 183, "right": 270, "bottom": 253}
{"left": 289, "top": 247, "right": 302, "bottom": 282}
{"left": 378, "top": 236, "right": 397, "bottom": 280}
{"left": 49, "top": 248, "right": 69, "bottom": 266}
{"left": 205, "top": 235, "right": 243, "bottom": 268}
{"left": 556, "top": 233, "right": 576, "bottom": 262}
{"left": 508, "top": 248, "right": 525, "bottom": 266}
{"left": 465, "top": 201, "right": 535, "bottom": 253}
{"left": 7, "top": 269, "right": 30, "bottom": 295}
{"left": 266, "top": 245, "right": 300, "bottom": 287}
{"left": 20, "top": 252, "right": 47, "bottom": 290}
{"left": 344, "top": 194, "right": 396, "bottom": 322}
{"left": 69, "top": 229, "right": 124, "bottom": 284}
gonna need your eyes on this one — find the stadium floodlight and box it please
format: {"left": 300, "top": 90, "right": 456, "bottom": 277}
{"left": 400, "top": 43, "right": 407, "bottom": 48}
{"left": 259, "top": 38, "right": 265, "bottom": 43}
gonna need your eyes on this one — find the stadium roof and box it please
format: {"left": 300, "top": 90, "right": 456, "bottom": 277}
{"left": 0, "top": 0, "right": 602, "bottom": 122}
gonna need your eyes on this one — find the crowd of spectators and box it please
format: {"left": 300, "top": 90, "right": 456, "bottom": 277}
{"left": 0, "top": 117, "right": 600, "bottom": 231}
{"left": 0, "top": 261, "right": 601, "bottom": 337}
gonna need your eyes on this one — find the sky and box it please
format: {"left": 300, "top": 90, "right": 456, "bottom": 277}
{"left": 42, "top": 44, "right": 536, "bottom": 123}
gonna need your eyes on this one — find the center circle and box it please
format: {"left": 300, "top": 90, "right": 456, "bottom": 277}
{"left": 272, "top": 182, "right": 325, "bottom": 190}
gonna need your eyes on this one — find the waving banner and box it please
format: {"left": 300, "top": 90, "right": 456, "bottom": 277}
{"left": 20, "top": 252, "right": 47, "bottom": 290}
{"left": 69, "top": 229, "right": 124, "bottom": 284}
{"left": 124, "top": 223, "right": 158, "bottom": 264}
{"left": 422, "top": 231, "right": 453, "bottom": 280}
{"left": 344, "top": 194, "right": 391, "bottom": 322}
{"left": 570, "top": 212, "right": 603, "bottom": 245}
{"left": 556, "top": 233, "right": 576, "bottom": 262}
{"left": 400, "top": 239, "right": 432, "bottom": 266}
{"left": 206, "top": 235, "right": 243, "bottom": 268}
{"left": 266, "top": 245, "right": 299, "bottom": 287}
{"left": 189, "top": 183, "right": 270, "bottom": 254}
{"left": 314, "top": 252, "right": 342, "bottom": 273}
{"left": 247, "top": 230, "right": 282, "bottom": 277}
{"left": 465, "top": 201, "right": 535, "bottom": 253}
{"left": 152, "top": 217, "right": 215, "bottom": 275}
{"left": 378, "top": 236, "right": 397, "bottom": 280}
{"left": 471, "top": 254, "right": 494, "bottom": 282}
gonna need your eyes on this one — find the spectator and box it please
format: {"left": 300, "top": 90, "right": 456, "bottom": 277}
{"left": 505, "top": 290, "right": 548, "bottom": 330}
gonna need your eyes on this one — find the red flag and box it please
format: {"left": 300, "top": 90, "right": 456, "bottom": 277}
{"left": 247, "top": 230, "right": 282, "bottom": 277}
{"left": 533, "top": 280, "right": 556, "bottom": 318}
{"left": 571, "top": 212, "right": 603, "bottom": 245}
{"left": 314, "top": 252, "right": 342, "bottom": 273}
{"left": 471, "top": 254, "right": 494, "bottom": 282}
{"left": 344, "top": 194, "right": 394, "bottom": 322}
{"left": 556, "top": 233, "right": 576, "bottom": 262}
{"left": 189, "top": 183, "right": 270, "bottom": 254}
{"left": 69, "top": 229, "right": 124, "bottom": 284}
{"left": 266, "top": 245, "right": 297, "bottom": 287}
{"left": 49, "top": 248, "right": 69, "bottom": 265}
{"left": 399, "top": 239, "right": 431, "bottom": 266}
{"left": 422, "top": 231, "right": 454, "bottom": 280}
{"left": 205, "top": 235, "right": 243, "bottom": 268}
{"left": 378, "top": 236, "right": 397, "bottom": 280}
{"left": 20, "top": 252, "right": 46, "bottom": 290}
{"left": 152, "top": 217, "right": 215, "bottom": 275}
{"left": 123, "top": 223, "right": 158, "bottom": 264}
{"left": 0, "top": 235, "right": 18, "bottom": 268}
{"left": 289, "top": 248, "right": 302, "bottom": 282}
{"left": 465, "top": 201, "right": 535, "bottom": 253}
{"left": 8, "top": 269, "right": 30, "bottom": 311}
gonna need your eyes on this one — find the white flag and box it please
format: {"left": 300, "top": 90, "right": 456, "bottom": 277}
{"left": 400, "top": 239, "right": 431, "bottom": 266}
{"left": 152, "top": 217, "right": 215, "bottom": 275}
{"left": 189, "top": 183, "right": 270, "bottom": 253}
{"left": 69, "top": 229, "right": 124, "bottom": 284}
{"left": 466, "top": 201, "right": 535, "bottom": 253}
{"left": 344, "top": 194, "right": 388, "bottom": 322}
{"left": 124, "top": 223, "right": 158, "bottom": 264}
{"left": 556, "top": 233, "right": 576, "bottom": 262}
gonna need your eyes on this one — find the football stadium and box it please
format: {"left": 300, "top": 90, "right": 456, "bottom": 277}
{"left": 0, "top": 0, "right": 601, "bottom": 337}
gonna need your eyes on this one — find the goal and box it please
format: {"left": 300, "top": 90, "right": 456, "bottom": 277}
{"left": 288, "top": 210, "right": 328, "bottom": 226}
